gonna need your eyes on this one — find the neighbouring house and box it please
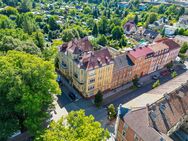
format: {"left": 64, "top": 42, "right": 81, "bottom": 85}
{"left": 115, "top": 72, "right": 188, "bottom": 141}
{"left": 58, "top": 37, "right": 114, "bottom": 98}
{"left": 174, "top": 35, "right": 188, "bottom": 46}
{"left": 164, "top": 25, "right": 177, "bottom": 37}
{"left": 127, "top": 46, "right": 154, "bottom": 77}
{"left": 123, "top": 21, "right": 137, "bottom": 35}
{"left": 176, "top": 15, "right": 188, "bottom": 29}
{"left": 118, "top": 2, "right": 129, "bottom": 8}
{"left": 139, "top": 3, "right": 147, "bottom": 11}
{"left": 134, "top": 28, "right": 160, "bottom": 43}
{"left": 111, "top": 54, "right": 134, "bottom": 89}
{"left": 155, "top": 38, "right": 181, "bottom": 64}
{"left": 148, "top": 17, "right": 168, "bottom": 31}
{"left": 148, "top": 41, "right": 169, "bottom": 73}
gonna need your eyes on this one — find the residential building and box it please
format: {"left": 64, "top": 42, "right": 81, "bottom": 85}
{"left": 174, "top": 35, "right": 188, "bottom": 46}
{"left": 148, "top": 41, "right": 169, "bottom": 73}
{"left": 123, "top": 21, "right": 137, "bottom": 35}
{"left": 58, "top": 37, "right": 114, "bottom": 98}
{"left": 118, "top": 2, "right": 129, "bottom": 8}
{"left": 127, "top": 46, "right": 154, "bottom": 78}
{"left": 133, "top": 28, "right": 161, "bottom": 43}
{"left": 156, "top": 39, "right": 180, "bottom": 64}
{"left": 176, "top": 15, "right": 188, "bottom": 29}
{"left": 111, "top": 54, "right": 134, "bottom": 89}
{"left": 164, "top": 25, "right": 177, "bottom": 37}
{"left": 58, "top": 38, "right": 180, "bottom": 98}
{"left": 115, "top": 72, "right": 188, "bottom": 141}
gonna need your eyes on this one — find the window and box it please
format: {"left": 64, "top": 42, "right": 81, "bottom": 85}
{"left": 89, "top": 78, "right": 95, "bottom": 83}
{"left": 88, "top": 85, "right": 94, "bottom": 91}
{"left": 134, "top": 134, "right": 139, "bottom": 141}
{"left": 89, "top": 70, "right": 95, "bottom": 76}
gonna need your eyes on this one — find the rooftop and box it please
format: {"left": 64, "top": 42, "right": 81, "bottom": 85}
{"left": 156, "top": 38, "right": 180, "bottom": 51}
{"left": 148, "top": 42, "right": 169, "bottom": 53}
{"left": 113, "top": 54, "right": 134, "bottom": 71}
{"left": 120, "top": 72, "right": 188, "bottom": 141}
{"left": 128, "top": 46, "right": 154, "bottom": 59}
{"left": 175, "top": 35, "right": 188, "bottom": 42}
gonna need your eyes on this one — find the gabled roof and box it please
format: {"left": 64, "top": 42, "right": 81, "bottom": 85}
{"left": 80, "top": 48, "right": 113, "bottom": 70}
{"left": 59, "top": 37, "right": 93, "bottom": 53}
{"left": 155, "top": 38, "right": 180, "bottom": 51}
{"left": 120, "top": 72, "right": 188, "bottom": 141}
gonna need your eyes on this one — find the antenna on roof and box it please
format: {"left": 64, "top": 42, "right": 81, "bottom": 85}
{"left": 159, "top": 103, "right": 166, "bottom": 113}
{"left": 149, "top": 110, "right": 157, "bottom": 121}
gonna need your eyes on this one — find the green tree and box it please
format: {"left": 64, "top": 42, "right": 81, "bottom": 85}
{"left": 171, "top": 71, "right": 177, "bottom": 78}
{"left": 92, "top": 22, "right": 98, "bottom": 37}
{"left": 111, "top": 26, "right": 123, "bottom": 40}
{"left": 134, "top": 14, "right": 138, "bottom": 25}
{"left": 94, "top": 91, "right": 103, "bottom": 107}
{"left": 32, "top": 32, "right": 45, "bottom": 50}
{"left": 0, "top": 51, "right": 60, "bottom": 140}
{"left": 107, "top": 104, "right": 116, "bottom": 120}
{"left": 36, "top": 110, "right": 109, "bottom": 141}
{"left": 97, "top": 35, "right": 107, "bottom": 46}
{"left": 152, "top": 80, "right": 160, "bottom": 89}
{"left": 180, "top": 42, "right": 188, "bottom": 54}
{"left": 98, "top": 16, "right": 108, "bottom": 34}
{"left": 19, "top": 0, "right": 33, "bottom": 12}
{"left": 48, "top": 16, "right": 60, "bottom": 31}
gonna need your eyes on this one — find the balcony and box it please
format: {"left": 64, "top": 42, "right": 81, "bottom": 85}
{"left": 73, "top": 73, "right": 84, "bottom": 85}
{"left": 61, "top": 61, "right": 67, "bottom": 69}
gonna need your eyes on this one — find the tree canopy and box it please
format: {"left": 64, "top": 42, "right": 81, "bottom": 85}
{"left": 0, "top": 51, "right": 60, "bottom": 140}
{"left": 36, "top": 110, "right": 109, "bottom": 141}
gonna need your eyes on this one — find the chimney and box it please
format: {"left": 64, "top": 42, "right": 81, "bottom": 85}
{"left": 139, "top": 47, "right": 142, "bottom": 49}
{"left": 133, "top": 48, "right": 136, "bottom": 51}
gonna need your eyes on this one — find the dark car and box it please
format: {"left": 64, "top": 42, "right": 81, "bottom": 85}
{"left": 169, "top": 68, "right": 174, "bottom": 72}
{"left": 135, "top": 81, "right": 143, "bottom": 88}
{"left": 152, "top": 74, "right": 160, "bottom": 80}
{"left": 160, "top": 70, "right": 170, "bottom": 76}
{"left": 56, "top": 76, "right": 62, "bottom": 84}
{"left": 68, "top": 92, "right": 76, "bottom": 101}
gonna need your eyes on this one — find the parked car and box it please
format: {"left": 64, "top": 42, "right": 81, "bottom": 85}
{"left": 56, "top": 76, "right": 62, "bottom": 84}
{"left": 152, "top": 74, "right": 160, "bottom": 80}
{"left": 135, "top": 81, "right": 143, "bottom": 88}
{"left": 183, "top": 66, "right": 188, "bottom": 70}
{"left": 68, "top": 92, "right": 76, "bottom": 101}
{"left": 160, "top": 70, "right": 170, "bottom": 76}
{"left": 169, "top": 67, "right": 174, "bottom": 72}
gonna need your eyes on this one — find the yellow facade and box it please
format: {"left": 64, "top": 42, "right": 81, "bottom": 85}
{"left": 58, "top": 49, "right": 114, "bottom": 98}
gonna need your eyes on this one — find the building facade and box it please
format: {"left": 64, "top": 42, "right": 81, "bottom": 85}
{"left": 58, "top": 37, "right": 114, "bottom": 98}
{"left": 58, "top": 38, "right": 180, "bottom": 98}
{"left": 115, "top": 72, "right": 188, "bottom": 141}
{"left": 127, "top": 47, "right": 154, "bottom": 78}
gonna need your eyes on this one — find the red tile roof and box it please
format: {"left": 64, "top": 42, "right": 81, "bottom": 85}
{"left": 81, "top": 48, "right": 113, "bottom": 70}
{"left": 128, "top": 46, "right": 154, "bottom": 58}
{"left": 155, "top": 38, "right": 180, "bottom": 51}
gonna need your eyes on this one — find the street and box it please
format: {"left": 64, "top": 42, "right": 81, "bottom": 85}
{"left": 53, "top": 61, "right": 188, "bottom": 139}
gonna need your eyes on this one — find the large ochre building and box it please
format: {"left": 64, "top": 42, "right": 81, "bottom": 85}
{"left": 58, "top": 37, "right": 180, "bottom": 98}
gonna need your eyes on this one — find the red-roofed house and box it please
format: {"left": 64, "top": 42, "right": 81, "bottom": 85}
{"left": 127, "top": 47, "right": 154, "bottom": 77}
{"left": 123, "top": 20, "right": 137, "bottom": 35}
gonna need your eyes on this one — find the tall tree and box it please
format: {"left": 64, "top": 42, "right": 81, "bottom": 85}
{"left": 19, "top": 0, "right": 33, "bottom": 12}
{"left": 36, "top": 110, "right": 109, "bottom": 141}
{"left": 92, "top": 22, "right": 98, "bottom": 37}
{"left": 0, "top": 51, "right": 60, "bottom": 140}
{"left": 94, "top": 91, "right": 103, "bottom": 107}
{"left": 111, "top": 26, "right": 123, "bottom": 40}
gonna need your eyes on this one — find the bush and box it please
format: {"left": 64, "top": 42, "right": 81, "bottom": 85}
{"left": 94, "top": 91, "right": 103, "bottom": 107}
{"left": 152, "top": 80, "right": 160, "bottom": 89}
{"left": 107, "top": 104, "right": 116, "bottom": 120}
{"left": 171, "top": 71, "right": 177, "bottom": 78}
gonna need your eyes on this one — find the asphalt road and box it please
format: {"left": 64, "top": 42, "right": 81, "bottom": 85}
{"left": 103, "top": 64, "right": 186, "bottom": 107}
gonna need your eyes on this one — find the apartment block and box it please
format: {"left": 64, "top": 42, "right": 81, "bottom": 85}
{"left": 58, "top": 37, "right": 180, "bottom": 98}
{"left": 115, "top": 72, "right": 188, "bottom": 141}
{"left": 127, "top": 47, "right": 154, "bottom": 78}
{"left": 58, "top": 37, "right": 114, "bottom": 98}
